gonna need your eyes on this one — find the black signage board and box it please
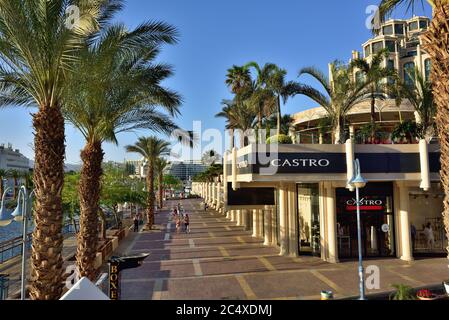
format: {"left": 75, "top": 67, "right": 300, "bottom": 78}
{"left": 227, "top": 183, "right": 275, "bottom": 206}
{"left": 234, "top": 152, "right": 441, "bottom": 175}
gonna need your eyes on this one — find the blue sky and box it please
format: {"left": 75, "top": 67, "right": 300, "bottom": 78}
{"left": 0, "top": 0, "right": 431, "bottom": 164}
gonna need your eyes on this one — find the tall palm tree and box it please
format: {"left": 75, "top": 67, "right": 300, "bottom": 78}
{"left": 0, "top": 169, "right": 6, "bottom": 198}
{"left": 215, "top": 100, "right": 257, "bottom": 146}
{"left": 126, "top": 137, "right": 171, "bottom": 229}
{"left": 0, "top": 0, "right": 112, "bottom": 299}
{"left": 63, "top": 22, "right": 181, "bottom": 280}
{"left": 7, "top": 169, "right": 19, "bottom": 200}
{"left": 155, "top": 158, "right": 169, "bottom": 209}
{"left": 378, "top": 0, "right": 449, "bottom": 257}
{"left": 245, "top": 62, "right": 298, "bottom": 136}
{"left": 350, "top": 48, "right": 396, "bottom": 138}
{"left": 225, "top": 65, "right": 252, "bottom": 96}
{"left": 296, "top": 63, "right": 371, "bottom": 144}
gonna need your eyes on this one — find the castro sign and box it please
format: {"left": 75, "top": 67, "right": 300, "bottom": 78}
{"left": 253, "top": 153, "right": 347, "bottom": 174}
{"left": 271, "top": 158, "right": 330, "bottom": 168}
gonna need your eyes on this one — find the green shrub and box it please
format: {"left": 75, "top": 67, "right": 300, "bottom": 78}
{"left": 266, "top": 134, "right": 293, "bottom": 145}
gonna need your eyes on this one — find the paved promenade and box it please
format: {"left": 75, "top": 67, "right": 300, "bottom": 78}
{"left": 119, "top": 199, "right": 449, "bottom": 300}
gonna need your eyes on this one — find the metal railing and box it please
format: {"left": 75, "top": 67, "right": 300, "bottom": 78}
{"left": 0, "top": 221, "right": 78, "bottom": 264}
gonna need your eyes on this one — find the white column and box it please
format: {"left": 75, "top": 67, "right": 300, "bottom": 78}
{"left": 231, "top": 210, "right": 236, "bottom": 222}
{"left": 288, "top": 184, "right": 298, "bottom": 257}
{"left": 257, "top": 210, "right": 264, "bottom": 237}
{"left": 264, "top": 208, "right": 273, "bottom": 246}
{"left": 236, "top": 209, "right": 242, "bottom": 226}
{"left": 216, "top": 182, "right": 221, "bottom": 210}
{"left": 326, "top": 183, "right": 339, "bottom": 263}
{"left": 242, "top": 209, "right": 249, "bottom": 230}
{"left": 398, "top": 182, "right": 413, "bottom": 261}
{"left": 223, "top": 152, "right": 228, "bottom": 216}
{"left": 252, "top": 209, "right": 258, "bottom": 237}
{"left": 279, "top": 184, "right": 288, "bottom": 256}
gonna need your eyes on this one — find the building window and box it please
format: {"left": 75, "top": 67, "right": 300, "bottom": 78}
{"left": 394, "top": 23, "right": 404, "bottom": 35}
{"left": 419, "top": 20, "right": 428, "bottom": 30}
{"left": 387, "top": 60, "right": 395, "bottom": 84}
{"left": 385, "top": 40, "right": 396, "bottom": 53}
{"left": 425, "top": 59, "right": 431, "bottom": 81}
{"left": 372, "top": 41, "right": 383, "bottom": 54}
{"left": 403, "top": 62, "right": 415, "bottom": 87}
{"left": 409, "top": 21, "right": 418, "bottom": 31}
{"left": 383, "top": 25, "right": 393, "bottom": 35}
{"left": 364, "top": 45, "right": 371, "bottom": 57}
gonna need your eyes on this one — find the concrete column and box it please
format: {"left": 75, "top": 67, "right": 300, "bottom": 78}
{"left": 287, "top": 184, "right": 298, "bottom": 257}
{"left": 231, "top": 210, "right": 236, "bottom": 222}
{"left": 326, "top": 183, "right": 339, "bottom": 263}
{"left": 279, "top": 184, "right": 289, "bottom": 256}
{"left": 236, "top": 210, "right": 242, "bottom": 226}
{"left": 257, "top": 210, "right": 264, "bottom": 238}
{"left": 252, "top": 209, "right": 258, "bottom": 237}
{"left": 264, "top": 208, "right": 273, "bottom": 246}
{"left": 223, "top": 152, "right": 228, "bottom": 217}
{"left": 242, "top": 209, "right": 249, "bottom": 230}
{"left": 216, "top": 182, "right": 221, "bottom": 209}
{"left": 398, "top": 182, "right": 413, "bottom": 261}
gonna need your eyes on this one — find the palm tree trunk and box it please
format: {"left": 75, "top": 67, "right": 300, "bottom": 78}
{"left": 76, "top": 141, "right": 104, "bottom": 281}
{"left": 0, "top": 177, "right": 3, "bottom": 200}
{"left": 277, "top": 95, "right": 282, "bottom": 136}
{"left": 146, "top": 159, "right": 155, "bottom": 229}
{"left": 423, "top": 0, "right": 449, "bottom": 258}
{"left": 334, "top": 116, "right": 345, "bottom": 144}
{"left": 29, "top": 106, "right": 65, "bottom": 300}
{"left": 158, "top": 173, "right": 163, "bottom": 209}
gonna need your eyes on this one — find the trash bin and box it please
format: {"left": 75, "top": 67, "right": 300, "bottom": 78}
{"left": 0, "top": 274, "right": 9, "bottom": 300}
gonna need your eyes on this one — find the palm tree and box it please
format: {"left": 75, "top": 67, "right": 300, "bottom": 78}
{"left": 63, "top": 21, "right": 180, "bottom": 280}
{"left": 155, "top": 158, "right": 169, "bottom": 209}
{"left": 394, "top": 67, "right": 435, "bottom": 141}
{"left": 7, "top": 169, "right": 20, "bottom": 200}
{"left": 0, "top": 169, "right": 6, "bottom": 198}
{"left": 245, "top": 62, "right": 298, "bottom": 136}
{"left": 378, "top": 0, "right": 449, "bottom": 257}
{"left": 126, "top": 137, "right": 171, "bottom": 229}
{"left": 296, "top": 62, "right": 371, "bottom": 144}
{"left": 215, "top": 100, "right": 257, "bottom": 146}
{"left": 350, "top": 48, "right": 396, "bottom": 138}
{"left": 225, "top": 65, "right": 252, "bottom": 96}
{"left": 0, "top": 0, "right": 111, "bottom": 300}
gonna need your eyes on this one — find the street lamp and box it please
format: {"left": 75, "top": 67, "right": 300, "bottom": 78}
{"left": 12, "top": 186, "right": 34, "bottom": 300}
{"left": 0, "top": 187, "right": 13, "bottom": 227}
{"left": 348, "top": 159, "right": 368, "bottom": 301}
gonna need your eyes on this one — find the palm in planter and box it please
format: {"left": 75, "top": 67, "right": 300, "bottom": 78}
{"left": 296, "top": 62, "right": 372, "bottom": 144}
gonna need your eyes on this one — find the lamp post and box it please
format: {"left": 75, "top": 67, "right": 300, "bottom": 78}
{"left": 348, "top": 159, "right": 368, "bottom": 301}
{"left": 12, "top": 186, "right": 34, "bottom": 300}
{"left": 0, "top": 185, "right": 34, "bottom": 300}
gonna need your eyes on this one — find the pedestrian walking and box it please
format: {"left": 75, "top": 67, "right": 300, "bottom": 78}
{"left": 176, "top": 217, "right": 181, "bottom": 234}
{"left": 184, "top": 214, "right": 190, "bottom": 233}
{"left": 133, "top": 214, "right": 139, "bottom": 232}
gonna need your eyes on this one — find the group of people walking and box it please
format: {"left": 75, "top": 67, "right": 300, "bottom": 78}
{"left": 172, "top": 203, "right": 190, "bottom": 234}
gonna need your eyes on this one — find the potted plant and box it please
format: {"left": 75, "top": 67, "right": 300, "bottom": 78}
{"left": 416, "top": 289, "right": 439, "bottom": 301}
{"left": 389, "top": 284, "right": 416, "bottom": 300}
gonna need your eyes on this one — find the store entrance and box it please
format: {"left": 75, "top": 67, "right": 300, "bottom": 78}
{"left": 336, "top": 183, "right": 395, "bottom": 259}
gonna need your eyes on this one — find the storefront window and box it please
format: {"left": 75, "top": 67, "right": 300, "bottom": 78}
{"left": 385, "top": 40, "right": 396, "bottom": 53}
{"left": 383, "top": 25, "right": 393, "bottom": 35}
{"left": 394, "top": 24, "right": 404, "bottom": 35}
{"left": 372, "top": 41, "right": 383, "bottom": 54}
{"left": 297, "top": 184, "right": 320, "bottom": 256}
{"left": 336, "top": 183, "right": 395, "bottom": 259}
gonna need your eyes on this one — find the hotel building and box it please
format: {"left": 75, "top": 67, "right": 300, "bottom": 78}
{"left": 192, "top": 16, "right": 447, "bottom": 263}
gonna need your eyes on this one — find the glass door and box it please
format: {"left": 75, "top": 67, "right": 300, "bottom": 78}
{"left": 297, "top": 184, "right": 321, "bottom": 256}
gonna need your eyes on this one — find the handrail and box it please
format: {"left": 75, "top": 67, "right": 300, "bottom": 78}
{"left": 0, "top": 221, "right": 77, "bottom": 264}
